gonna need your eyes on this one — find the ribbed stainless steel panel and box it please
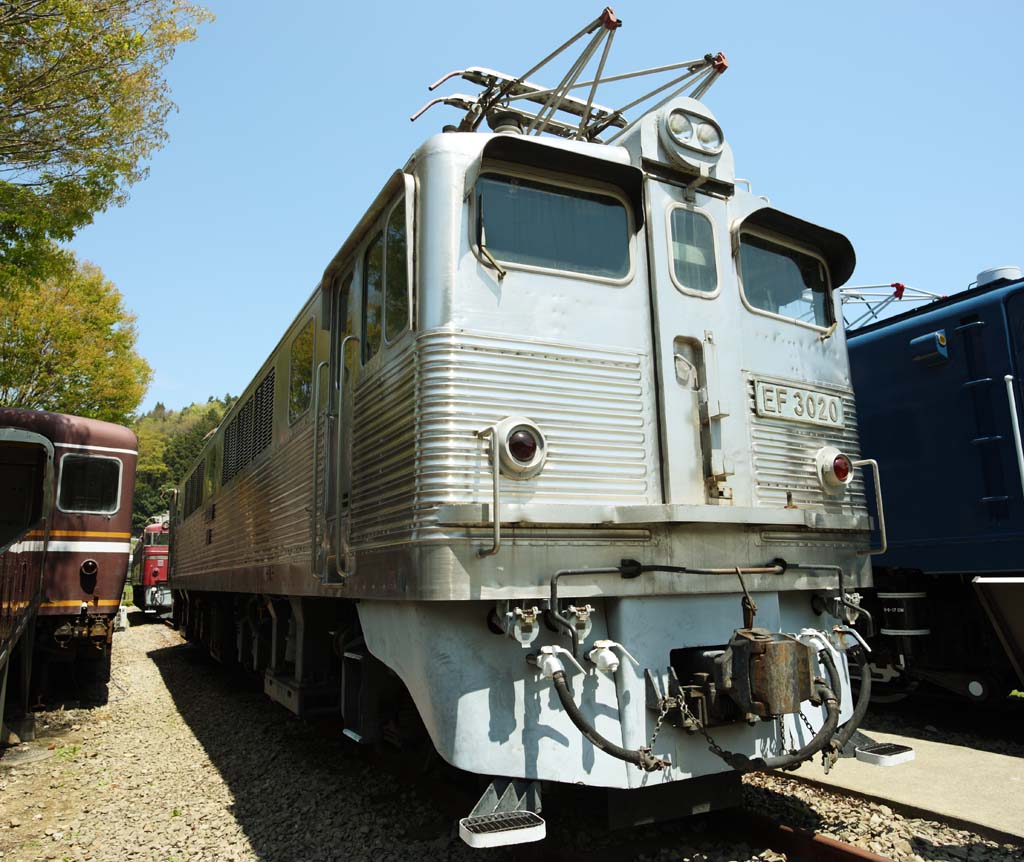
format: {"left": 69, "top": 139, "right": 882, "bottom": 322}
{"left": 351, "top": 346, "right": 418, "bottom": 547}
{"left": 747, "top": 377, "right": 867, "bottom": 513}
{"left": 416, "top": 330, "right": 656, "bottom": 510}
{"left": 174, "top": 418, "right": 315, "bottom": 581}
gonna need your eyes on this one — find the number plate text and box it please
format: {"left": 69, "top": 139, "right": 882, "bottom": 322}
{"left": 754, "top": 381, "right": 844, "bottom": 428}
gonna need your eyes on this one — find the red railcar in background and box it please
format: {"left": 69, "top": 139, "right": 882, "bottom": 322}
{"left": 0, "top": 410, "right": 137, "bottom": 704}
{"left": 1, "top": 411, "right": 56, "bottom": 741}
{"left": 130, "top": 516, "right": 171, "bottom": 614}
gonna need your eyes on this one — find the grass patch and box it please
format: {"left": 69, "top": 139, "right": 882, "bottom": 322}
{"left": 55, "top": 744, "right": 80, "bottom": 761}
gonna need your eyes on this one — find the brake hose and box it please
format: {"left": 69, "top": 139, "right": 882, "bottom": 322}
{"left": 550, "top": 670, "right": 667, "bottom": 772}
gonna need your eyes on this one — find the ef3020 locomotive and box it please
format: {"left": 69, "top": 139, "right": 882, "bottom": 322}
{"left": 171, "top": 10, "right": 887, "bottom": 845}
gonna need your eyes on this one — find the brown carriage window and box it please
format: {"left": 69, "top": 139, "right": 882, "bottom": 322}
{"left": 289, "top": 318, "right": 315, "bottom": 422}
{"left": 739, "top": 233, "right": 831, "bottom": 327}
{"left": 58, "top": 455, "right": 120, "bottom": 514}
{"left": 476, "top": 174, "right": 629, "bottom": 279}
{"left": 362, "top": 232, "right": 384, "bottom": 363}
{"left": 670, "top": 208, "right": 717, "bottom": 294}
{"left": 385, "top": 201, "right": 409, "bottom": 342}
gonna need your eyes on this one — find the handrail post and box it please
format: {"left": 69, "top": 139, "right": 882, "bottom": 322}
{"left": 1004, "top": 374, "right": 1024, "bottom": 499}
{"left": 476, "top": 425, "right": 501, "bottom": 557}
{"left": 330, "top": 336, "right": 359, "bottom": 583}
{"left": 853, "top": 458, "right": 887, "bottom": 556}
{"left": 310, "top": 360, "right": 329, "bottom": 576}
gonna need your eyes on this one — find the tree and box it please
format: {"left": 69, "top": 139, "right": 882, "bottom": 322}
{"left": 0, "top": 255, "right": 152, "bottom": 423}
{"left": 131, "top": 396, "right": 232, "bottom": 530}
{"left": 0, "top": 1, "right": 212, "bottom": 290}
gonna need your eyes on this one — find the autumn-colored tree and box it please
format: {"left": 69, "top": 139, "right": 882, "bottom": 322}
{"left": 0, "top": 1, "right": 212, "bottom": 290}
{"left": 0, "top": 255, "right": 152, "bottom": 423}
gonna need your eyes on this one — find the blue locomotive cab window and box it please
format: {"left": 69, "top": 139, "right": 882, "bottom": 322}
{"left": 476, "top": 174, "right": 629, "bottom": 279}
{"left": 59, "top": 455, "right": 120, "bottom": 514}
{"left": 670, "top": 208, "right": 717, "bottom": 294}
{"left": 739, "top": 233, "right": 831, "bottom": 327}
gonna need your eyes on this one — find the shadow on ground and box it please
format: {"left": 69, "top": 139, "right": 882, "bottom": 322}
{"left": 145, "top": 639, "right": 1019, "bottom": 862}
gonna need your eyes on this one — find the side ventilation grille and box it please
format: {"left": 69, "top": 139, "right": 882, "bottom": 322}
{"left": 221, "top": 368, "right": 276, "bottom": 487}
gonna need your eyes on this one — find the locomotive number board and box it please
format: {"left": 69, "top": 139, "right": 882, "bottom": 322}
{"left": 754, "top": 380, "right": 844, "bottom": 428}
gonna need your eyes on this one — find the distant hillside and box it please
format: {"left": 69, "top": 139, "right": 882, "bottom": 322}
{"left": 132, "top": 396, "right": 235, "bottom": 531}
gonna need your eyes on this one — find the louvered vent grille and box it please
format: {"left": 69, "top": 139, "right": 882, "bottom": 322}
{"left": 182, "top": 460, "right": 205, "bottom": 519}
{"left": 221, "top": 368, "right": 275, "bottom": 486}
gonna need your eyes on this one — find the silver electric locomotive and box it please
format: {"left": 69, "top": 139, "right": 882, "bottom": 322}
{"left": 171, "top": 11, "right": 885, "bottom": 846}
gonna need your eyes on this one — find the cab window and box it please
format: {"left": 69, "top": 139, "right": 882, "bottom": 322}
{"left": 738, "top": 232, "right": 831, "bottom": 327}
{"left": 362, "top": 233, "right": 384, "bottom": 363}
{"left": 669, "top": 207, "right": 717, "bottom": 294}
{"left": 384, "top": 200, "right": 409, "bottom": 342}
{"left": 476, "top": 173, "right": 629, "bottom": 279}
{"left": 58, "top": 455, "right": 120, "bottom": 514}
{"left": 288, "top": 318, "right": 315, "bottom": 422}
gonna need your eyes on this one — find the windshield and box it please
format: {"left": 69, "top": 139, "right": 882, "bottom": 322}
{"left": 476, "top": 173, "right": 629, "bottom": 279}
{"left": 739, "top": 233, "right": 831, "bottom": 327}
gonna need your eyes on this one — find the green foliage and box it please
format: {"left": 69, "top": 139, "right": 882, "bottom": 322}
{"left": 0, "top": 253, "right": 152, "bottom": 422}
{"left": 0, "top": 1, "right": 213, "bottom": 290}
{"left": 131, "top": 396, "right": 233, "bottom": 530}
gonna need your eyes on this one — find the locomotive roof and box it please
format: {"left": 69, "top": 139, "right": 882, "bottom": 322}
{"left": 848, "top": 276, "right": 1024, "bottom": 339}
{"left": 0, "top": 408, "right": 137, "bottom": 451}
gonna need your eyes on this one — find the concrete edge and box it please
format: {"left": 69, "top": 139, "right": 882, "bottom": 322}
{"left": 768, "top": 770, "right": 1024, "bottom": 847}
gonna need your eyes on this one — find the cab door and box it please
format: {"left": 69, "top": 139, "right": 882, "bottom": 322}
{"left": 321, "top": 273, "right": 356, "bottom": 583}
{"left": 644, "top": 178, "right": 735, "bottom": 506}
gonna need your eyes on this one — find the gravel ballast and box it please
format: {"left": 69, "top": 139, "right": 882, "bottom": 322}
{"left": 1, "top": 614, "right": 1020, "bottom": 862}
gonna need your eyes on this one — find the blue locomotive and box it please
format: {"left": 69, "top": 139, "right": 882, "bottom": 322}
{"left": 847, "top": 266, "right": 1024, "bottom": 702}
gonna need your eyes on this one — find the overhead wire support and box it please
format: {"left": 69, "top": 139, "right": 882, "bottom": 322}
{"left": 411, "top": 7, "right": 727, "bottom": 143}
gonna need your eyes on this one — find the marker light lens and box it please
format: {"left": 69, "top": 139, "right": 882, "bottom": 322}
{"left": 508, "top": 429, "right": 539, "bottom": 463}
{"left": 832, "top": 454, "right": 852, "bottom": 483}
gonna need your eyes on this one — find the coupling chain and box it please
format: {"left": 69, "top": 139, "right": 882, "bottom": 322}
{"left": 649, "top": 694, "right": 728, "bottom": 761}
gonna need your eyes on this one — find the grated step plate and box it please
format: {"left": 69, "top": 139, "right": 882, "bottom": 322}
{"left": 459, "top": 810, "right": 546, "bottom": 849}
{"left": 855, "top": 742, "right": 915, "bottom": 766}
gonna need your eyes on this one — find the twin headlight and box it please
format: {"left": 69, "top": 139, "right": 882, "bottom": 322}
{"left": 663, "top": 107, "right": 725, "bottom": 156}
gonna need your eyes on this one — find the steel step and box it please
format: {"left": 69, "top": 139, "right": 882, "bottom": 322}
{"left": 458, "top": 811, "right": 546, "bottom": 849}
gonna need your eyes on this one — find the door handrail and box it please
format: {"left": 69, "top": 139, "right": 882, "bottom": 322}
{"left": 1004, "top": 374, "right": 1024, "bottom": 500}
{"left": 330, "top": 335, "right": 360, "bottom": 583}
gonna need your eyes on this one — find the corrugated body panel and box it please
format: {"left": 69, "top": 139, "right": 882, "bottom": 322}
{"left": 747, "top": 378, "right": 867, "bottom": 513}
{"left": 350, "top": 347, "right": 417, "bottom": 546}
{"left": 416, "top": 330, "right": 656, "bottom": 514}
{"left": 175, "top": 419, "right": 316, "bottom": 579}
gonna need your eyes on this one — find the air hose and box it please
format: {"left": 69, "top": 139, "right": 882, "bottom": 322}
{"left": 550, "top": 670, "right": 667, "bottom": 772}
{"left": 831, "top": 645, "right": 871, "bottom": 757}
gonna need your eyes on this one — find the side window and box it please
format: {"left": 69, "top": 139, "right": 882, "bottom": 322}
{"left": 738, "top": 232, "right": 831, "bottom": 327}
{"left": 362, "top": 232, "right": 384, "bottom": 363}
{"left": 289, "top": 318, "right": 314, "bottom": 422}
{"left": 339, "top": 274, "right": 357, "bottom": 376}
{"left": 385, "top": 200, "right": 409, "bottom": 342}
{"left": 58, "top": 455, "right": 121, "bottom": 514}
{"left": 669, "top": 207, "right": 717, "bottom": 295}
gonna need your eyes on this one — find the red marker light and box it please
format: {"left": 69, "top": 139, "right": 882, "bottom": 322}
{"left": 832, "top": 454, "right": 852, "bottom": 482}
{"left": 508, "top": 429, "right": 538, "bottom": 463}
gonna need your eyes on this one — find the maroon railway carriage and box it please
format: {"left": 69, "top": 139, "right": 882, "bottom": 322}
{"left": 1, "top": 410, "right": 56, "bottom": 740}
{"left": 0, "top": 410, "right": 137, "bottom": 702}
{"left": 130, "top": 517, "right": 171, "bottom": 614}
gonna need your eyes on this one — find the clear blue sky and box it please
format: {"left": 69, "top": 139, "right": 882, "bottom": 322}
{"left": 68, "top": 1, "right": 1024, "bottom": 413}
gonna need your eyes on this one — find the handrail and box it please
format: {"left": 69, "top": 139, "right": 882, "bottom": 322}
{"left": 309, "top": 359, "right": 329, "bottom": 576}
{"left": 331, "top": 335, "right": 359, "bottom": 583}
{"left": 475, "top": 424, "right": 501, "bottom": 557}
{"left": 853, "top": 459, "right": 887, "bottom": 556}
{"left": 1004, "top": 375, "right": 1024, "bottom": 500}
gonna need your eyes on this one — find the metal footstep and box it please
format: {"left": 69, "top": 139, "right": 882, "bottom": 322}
{"left": 855, "top": 741, "right": 916, "bottom": 766}
{"left": 459, "top": 779, "right": 545, "bottom": 848}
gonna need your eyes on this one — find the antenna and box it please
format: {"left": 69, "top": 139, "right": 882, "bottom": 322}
{"left": 411, "top": 7, "right": 727, "bottom": 143}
